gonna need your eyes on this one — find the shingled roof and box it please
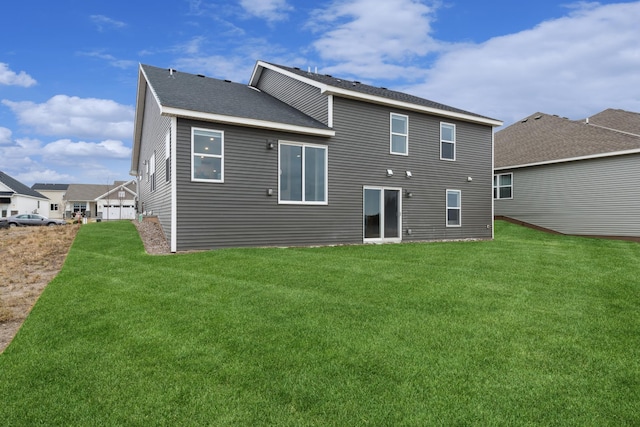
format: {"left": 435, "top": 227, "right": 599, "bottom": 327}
{"left": 32, "top": 183, "right": 69, "bottom": 191}
{"left": 495, "top": 109, "right": 640, "bottom": 169}
{"left": 251, "top": 61, "right": 501, "bottom": 126}
{"left": 139, "top": 64, "right": 332, "bottom": 133}
{"left": 0, "top": 171, "right": 47, "bottom": 199}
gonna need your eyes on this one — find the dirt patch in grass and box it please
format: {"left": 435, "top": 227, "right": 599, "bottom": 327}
{"left": 0, "top": 220, "right": 170, "bottom": 353}
{"left": 0, "top": 225, "right": 79, "bottom": 353}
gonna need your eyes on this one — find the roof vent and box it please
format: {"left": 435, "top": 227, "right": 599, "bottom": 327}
{"left": 521, "top": 118, "right": 528, "bottom": 123}
{"left": 534, "top": 115, "right": 542, "bottom": 120}
{"left": 197, "top": 74, "right": 205, "bottom": 78}
{"left": 224, "top": 79, "right": 232, "bottom": 83}
{"left": 325, "top": 74, "right": 332, "bottom": 78}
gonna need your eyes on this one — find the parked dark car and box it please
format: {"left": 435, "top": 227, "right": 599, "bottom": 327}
{"left": 5, "top": 214, "right": 67, "bottom": 227}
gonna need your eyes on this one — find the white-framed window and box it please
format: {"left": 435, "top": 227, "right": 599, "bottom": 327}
{"left": 440, "top": 122, "right": 456, "bottom": 161}
{"left": 446, "top": 189, "right": 461, "bottom": 227}
{"left": 150, "top": 151, "right": 156, "bottom": 192}
{"left": 165, "top": 130, "right": 171, "bottom": 183}
{"left": 494, "top": 173, "right": 513, "bottom": 199}
{"left": 279, "top": 141, "right": 327, "bottom": 204}
{"left": 192, "top": 128, "right": 223, "bottom": 182}
{"left": 390, "top": 113, "right": 408, "bottom": 155}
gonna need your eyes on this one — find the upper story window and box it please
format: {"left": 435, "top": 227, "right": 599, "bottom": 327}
{"left": 390, "top": 113, "right": 408, "bottom": 155}
{"left": 192, "top": 128, "right": 223, "bottom": 182}
{"left": 446, "top": 189, "right": 461, "bottom": 227}
{"left": 279, "top": 141, "right": 327, "bottom": 204}
{"left": 150, "top": 152, "right": 156, "bottom": 192}
{"left": 494, "top": 173, "right": 513, "bottom": 199}
{"left": 440, "top": 122, "right": 456, "bottom": 161}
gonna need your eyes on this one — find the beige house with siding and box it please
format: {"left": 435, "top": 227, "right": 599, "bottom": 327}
{"left": 494, "top": 108, "right": 640, "bottom": 238}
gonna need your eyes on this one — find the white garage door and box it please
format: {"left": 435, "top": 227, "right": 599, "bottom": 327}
{"left": 103, "top": 204, "right": 136, "bottom": 220}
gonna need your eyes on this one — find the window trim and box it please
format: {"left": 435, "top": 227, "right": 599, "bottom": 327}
{"left": 150, "top": 151, "right": 156, "bottom": 193}
{"left": 278, "top": 140, "right": 328, "bottom": 205}
{"left": 390, "top": 113, "right": 409, "bottom": 156}
{"left": 493, "top": 173, "right": 513, "bottom": 200}
{"left": 191, "top": 127, "right": 224, "bottom": 183}
{"left": 446, "top": 189, "right": 461, "bottom": 227}
{"left": 440, "top": 122, "right": 456, "bottom": 161}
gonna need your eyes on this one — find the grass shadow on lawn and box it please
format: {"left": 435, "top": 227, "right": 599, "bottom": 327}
{"left": 1, "top": 220, "right": 639, "bottom": 425}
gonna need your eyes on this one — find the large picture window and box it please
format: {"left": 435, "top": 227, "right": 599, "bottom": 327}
{"left": 494, "top": 173, "right": 513, "bottom": 199}
{"left": 192, "top": 128, "right": 223, "bottom": 182}
{"left": 279, "top": 142, "right": 327, "bottom": 204}
{"left": 440, "top": 122, "right": 456, "bottom": 160}
{"left": 390, "top": 113, "right": 408, "bottom": 155}
{"left": 446, "top": 189, "right": 461, "bottom": 227}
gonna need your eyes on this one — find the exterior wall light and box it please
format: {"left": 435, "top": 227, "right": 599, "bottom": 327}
{"left": 386, "top": 169, "right": 393, "bottom": 177}
{"left": 266, "top": 140, "right": 276, "bottom": 149}
{"left": 267, "top": 188, "right": 273, "bottom": 196}
{"left": 406, "top": 171, "right": 412, "bottom": 178}
{"left": 467, "top": 176, "right": 473, "bottom": 182}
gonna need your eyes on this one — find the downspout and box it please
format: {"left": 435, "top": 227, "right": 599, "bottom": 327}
{"left": 170, "top": 116, "right": 178, "bottom": 253}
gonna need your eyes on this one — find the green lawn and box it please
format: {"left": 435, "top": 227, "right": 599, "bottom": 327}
{"left": 1, "top": 221, "right": 639, "bottom": 426}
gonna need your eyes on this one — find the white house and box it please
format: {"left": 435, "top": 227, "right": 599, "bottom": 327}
{"left": 0, "top": 171, "right": 50, "bottom": 218}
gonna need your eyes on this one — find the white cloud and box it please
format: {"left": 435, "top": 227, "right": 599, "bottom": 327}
{"left": 42, "top": 139, "right": 131, "bottom": 159}
{"left": 79, "top": 51, "right": 137, "bottom": 69}
{"left": 0, "top": 127, "right": 12, "bottom": 144}
{"left": 172, "top": 54, "right": 255, "bottom": 82}
{"left": 239, "top": 0, "right": 293, "bottom": 22}
{"left": 0, "top": 137, "right": 42, "bottom": 171}
{"left": 90, "top": 15, "right": 126, "bottom": 31}
{"left": 405, "top": 1, "right": 640, "bottom": 125}
{"left": 2, "top": 95, "right": 134, "bottom": 139}
{"left": 16, "top": 169, "right": 75, "bottom": 187}
{"left": 309, "top": 0, "right": 440, "bottom": 80}
{"left": 0, "top": 63, "right": 37, "bottom": 87}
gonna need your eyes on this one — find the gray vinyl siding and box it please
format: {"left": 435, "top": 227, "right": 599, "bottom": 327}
{"left": 172, "top": 95, "right": 493, "bottom": 250}
{"left": 256, "top": 68, "right": 328, "bottom": 125}
{"left": 495, "top": 153, "right": 640, "bottom": 237}
{"left": 138, "top": 88, "right": 172, "bottom": 240}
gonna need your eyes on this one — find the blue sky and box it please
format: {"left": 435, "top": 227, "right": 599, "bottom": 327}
{"left": 1, "top": 0, "right": 639, "bottom": 186}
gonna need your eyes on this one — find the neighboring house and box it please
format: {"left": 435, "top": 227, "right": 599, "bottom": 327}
{"left": 131, "top": 62, "right": 502, "bottom": 252}
{"left": 0, "top": 171, "right": 49, "bottom": 218}
{"left": 494, "top": 108, "right": 640, "bottom": 238}
{"left": 31, "top": 183, "right": 69, "bottom": 219}
{"left": 63, "top": 180, "right": 137, "bottom": 220}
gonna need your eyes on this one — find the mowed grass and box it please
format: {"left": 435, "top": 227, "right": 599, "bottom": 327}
{"left": 1, "top": 221, "right": 639, "bottom": 425}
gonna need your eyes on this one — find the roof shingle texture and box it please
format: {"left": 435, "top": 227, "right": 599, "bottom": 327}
{"left": 266, "top": 62, "right": 499, "bottom": 122}
{"left": 495, "top": 109, "right": 640, "bottom": 168}
{"left": 141, "top": 64, "right": 330, "bottom": 131}
{"left": 0, "top": 171, "right": 46, "bottom": 199}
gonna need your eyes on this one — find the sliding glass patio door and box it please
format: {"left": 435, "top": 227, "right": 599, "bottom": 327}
{"left": 363, "top": 187, "right": 401, "bottom": 243}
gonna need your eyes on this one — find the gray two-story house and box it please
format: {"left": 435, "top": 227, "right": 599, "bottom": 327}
{"left": 131, "top": 61, "right": 502, "bottom": 252}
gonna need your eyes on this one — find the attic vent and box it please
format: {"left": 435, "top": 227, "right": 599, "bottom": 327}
{"left": 197, "top": 74, "right": 205, "bottom": 78}
{"left": 521, "top": 118, "right": 528, "bottom": 123}
{"left": 224, "top": 79, "right": 232, "bottom": 83}
{"left": 381, "top": 87, "right": 387, "bottom": 90}
{"left": 294, "top": 67, "right": 300, "bottom": 70}
{"left": 354, "top": 81, "right": 361, "bottom": 84}
{"left": 534, "top": 115, "right": 542, "bottom": 120}
{"left": 325, "top": 74, "right": 332, "bottom": 78}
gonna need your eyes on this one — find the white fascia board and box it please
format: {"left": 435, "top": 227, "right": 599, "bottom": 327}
{"left": 324, "top": 87, "right": 503, "bottom": 127}
{"left": 132, "top": 65, "right": 165, "bottom": 175}
{"left": 251, "top": 61, "right": 331, "bottom": 92}
{"left": 253, "top": 61, "right": 502, "bottom": 127}
{"left": 494, "top": 148, "right": 640, "bottom": 171}
{"left": 161, "top": 106, "right": 336, "bottom": 137}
